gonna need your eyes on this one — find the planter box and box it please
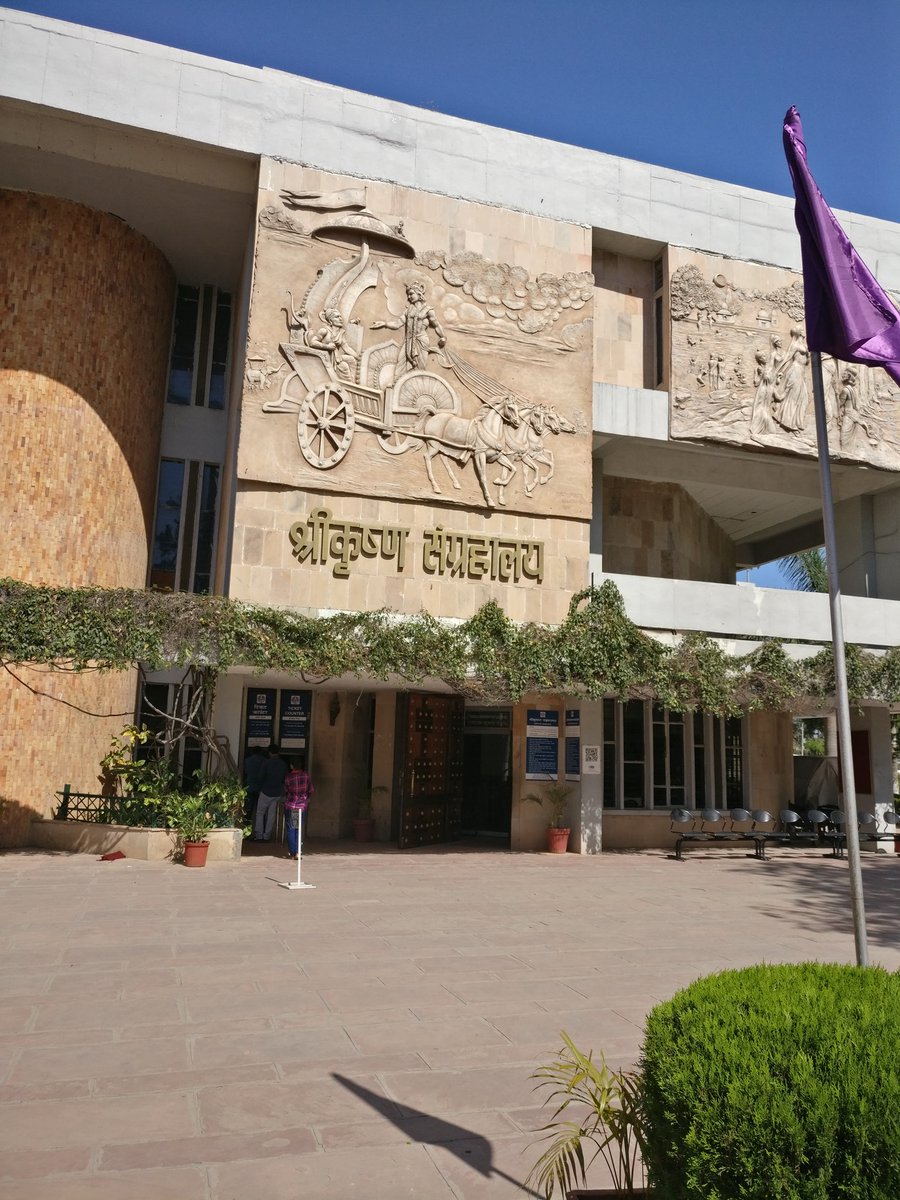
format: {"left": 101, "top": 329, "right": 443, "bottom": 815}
{"left": 568, "top": 1191, "right": 651, "bottom": 1198}
{"left": 29, "top": 819, "right": 242, "bottom": 861}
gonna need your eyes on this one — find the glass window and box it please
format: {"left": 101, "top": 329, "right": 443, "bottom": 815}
{"left": 150, "top": 460, "right": 185, "bottom": 591}
{"left": 139, "top": 683, "right": 171, "bottom": 745}
{"left": 167, "top": 287, "right": 199, "bottom": 405}
{"left": 650, "top": 705, "right": 686, "bottom": 808}
{"left": 693, "top": 712, "right": 706, "bottom": 807}
{"left": 192, "top": 464, "right": 220, "bottom": 594}
{"left": 622, "top": 700, "right": 645, "bottom": 808}
{"left": 602, "top": 698, "right": 617, "bottom": 809}
{"left": 207, "top": 293, "right": 231, "bottom": 410}
{"left": 724, "top": 716, "right": 744, "bottom": 807}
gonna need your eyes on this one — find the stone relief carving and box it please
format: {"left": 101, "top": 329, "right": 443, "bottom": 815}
{"left": 281, "top": 187, "right": 367, "bottom": 212}
{"left": 244, "top": 354, "right": 284, "bottom": 392}
{"left": 258, "top": 205, "right": 306, "bottom": 237}
{"left": 670, "top": 259, "right": 900, "bottom": 467}
{"left": 416, "top": 250, "right": 594, "bottom": 336}
{"left": 249, "top": 205, "right": 583, "bottom": 509}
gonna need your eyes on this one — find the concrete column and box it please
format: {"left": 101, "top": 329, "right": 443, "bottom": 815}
{"left": 866, "top": 707, "right": 894, "bottom": 809}
{"left": 578, "top": 699, "right": 604, "bottom": 853}
{"left": 747, "top": 710, "right": 793, "bottom": 814}
{"left": 371, "top": 692, "right": 397, "bottom": 841}
{"left": 590, "top": 458, "right": 603, "bottom": 560}
{"left": 308, "top": 690, "right": 372, "bottom": 838}
{"left": 835, "top": 494, "right": 877, "bottom": 598}
{"left": 872, "top": 486, "right": 900, "bottom": 601}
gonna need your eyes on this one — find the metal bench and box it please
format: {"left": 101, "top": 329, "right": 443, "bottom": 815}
{"left": 827, "top": 809, "right": 899, "bottom": 858}
{"left": 672, "top": 807, "right": 759, "bottom": 860}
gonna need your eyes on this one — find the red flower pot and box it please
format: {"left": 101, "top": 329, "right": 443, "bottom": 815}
{"left": 547, "top": 827, "right": 571, "bottom": 854}
{"left": 183, "top": 840, "right": 210, "bottom": 867}
{"left": 353, "top": 818, "right": 375, "bottom": 843}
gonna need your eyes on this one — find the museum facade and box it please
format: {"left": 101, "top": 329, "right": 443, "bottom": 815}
{"left": 3, "top": 8, "right": 900, "bottom": 851}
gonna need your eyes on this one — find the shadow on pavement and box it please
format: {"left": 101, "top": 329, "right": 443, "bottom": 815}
{"left": 332, "top": 1073, "right": 542, "bottom": 1197}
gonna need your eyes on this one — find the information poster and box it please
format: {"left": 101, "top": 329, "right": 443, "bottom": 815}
{"left": 245, "top": 688, "right": 276, "bottom": 746}
{"left": 526, "top": 709, "right": 560, "bottom": 780}
{"left": 279, "top": 690, "right": 311, "bottom": 750}
{"left": 565, "top": 709, "right": 581, "bottom": 780}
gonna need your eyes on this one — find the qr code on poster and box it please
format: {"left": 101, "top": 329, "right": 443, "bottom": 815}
{"left": 583, "top": 746, "right": 599, "bottom": 766}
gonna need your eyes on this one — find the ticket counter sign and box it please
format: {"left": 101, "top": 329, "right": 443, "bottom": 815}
{"left": 565, "top": 709, "right": 581, "bottom": 781}
{"left": 279, "top": 690, "right": 311, "bottom": 750}
{"left": 246, "top": 688, "right": 276, "bottom": 747}
{"left": 526, "top": 709, "right": 559, "bottom": 780}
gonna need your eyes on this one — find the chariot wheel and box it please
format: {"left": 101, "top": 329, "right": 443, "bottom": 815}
{"left": 378, "top": 370, "right": 459, "bottom": 455}
{"left": 297, "top": 385, "right": 355, "bottom": 468}
{"left": 377, "top": 426, "right": 414, "bottom": 455}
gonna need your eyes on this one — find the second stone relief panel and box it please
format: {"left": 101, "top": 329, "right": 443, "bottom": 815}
{"left": 669, "top": 247, "right": 900, "bottom": 468}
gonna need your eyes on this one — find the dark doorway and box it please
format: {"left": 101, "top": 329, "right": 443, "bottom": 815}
{"left": 462, "top": 709, "right": 512, "bottom": 839}
{"left": 393, "top": 693, "right": 465, "bottom": 848}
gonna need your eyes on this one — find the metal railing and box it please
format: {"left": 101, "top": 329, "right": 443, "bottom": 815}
{"left": 54, "top": 784, "right": 166, "bottom": 827}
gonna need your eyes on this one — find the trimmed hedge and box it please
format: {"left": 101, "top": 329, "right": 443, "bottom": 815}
{"left": 640, "top": 963, "right": 900, "bottom": 1200}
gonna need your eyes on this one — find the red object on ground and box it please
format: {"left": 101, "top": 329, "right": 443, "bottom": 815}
{"left": 99, "top": 850, "right": 126, "bottom": 861}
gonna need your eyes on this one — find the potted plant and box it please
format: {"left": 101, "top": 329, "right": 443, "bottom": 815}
{"left": 523, "top": 780, "right": 573, "bottom": 852}
{"left": 99, "top": 724, "right": 178, "bottom": 824}
{"left": 193, "top": 771, "right": 246, "bottom": 831}
{"left": 527, "top": 1032, "right": 649, "bottom": 1198}
{"left": 353, "top": 784, "right": 387, "bottom": 842}
{"left": 163, "top": 790, "right": 216, "bottom": 866}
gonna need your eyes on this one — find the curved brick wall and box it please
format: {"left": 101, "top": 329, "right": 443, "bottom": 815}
{"left": 0, "top": 190, "right": 174, "bottom": 844}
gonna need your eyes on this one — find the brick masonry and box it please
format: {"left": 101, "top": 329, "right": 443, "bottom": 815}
{"left": 0, "top": 190, "right": 174, "bottom": 844}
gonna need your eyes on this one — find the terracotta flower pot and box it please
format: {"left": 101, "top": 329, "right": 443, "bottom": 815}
{"left": 547, "top": 826, "right": 571, "bottom": 853}
{"left": 183, "top": 839, "right": 210, "bottom": 867}
{"left": 353, "top": 817, "right": 375, "bottom": 843}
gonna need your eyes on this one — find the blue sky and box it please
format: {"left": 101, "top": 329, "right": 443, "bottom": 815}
{"left": 10, "top": 0, "right": 896, "bottom": 589}
{"left": 8, "top": 0, "right": 900, "bottom": 224}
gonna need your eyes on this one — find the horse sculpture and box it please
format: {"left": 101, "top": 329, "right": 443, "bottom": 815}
{"left": 497, "top": 403, "right": 576, "bottom": 498}
{"left": 412, "top": 395, "right": 521, "bottom": 508}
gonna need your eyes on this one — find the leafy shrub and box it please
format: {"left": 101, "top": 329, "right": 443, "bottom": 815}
{"left": 640, "top": 963, "right": 900, "bottom": 1200}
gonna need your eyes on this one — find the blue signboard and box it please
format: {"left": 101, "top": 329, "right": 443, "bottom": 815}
{"left": 245, "top": 688, "right": 276, "bottom": 747}
{"left": 526, "top": 709, "right": 559, "bottom": 780}
{"left": 565, "top": 708, "right": 581, "bottom": 780}
{"left": 279, "top": 690, "right": 311, "bottom": 750}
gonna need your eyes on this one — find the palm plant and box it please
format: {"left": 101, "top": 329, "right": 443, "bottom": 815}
{"left": 527, "top": 1032, "right": 648, "bottom": 1198}
{"left": 522, "top": 780, "right": 573, "bottom": 828}
{"left": 777, "top": 547, "right": 827, "bottom": 593}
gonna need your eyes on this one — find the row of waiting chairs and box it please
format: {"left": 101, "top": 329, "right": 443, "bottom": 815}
{"left": 671, "top": 807, "right": 899, "bottom": 862}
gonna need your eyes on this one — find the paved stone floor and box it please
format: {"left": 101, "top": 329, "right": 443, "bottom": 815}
{"left": 1, "top": 840, "right": 899, "bottom": 1199}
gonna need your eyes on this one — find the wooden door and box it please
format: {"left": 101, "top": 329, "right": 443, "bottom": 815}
{"left": 395, "top": 693, "right": 464, "bottom": 848}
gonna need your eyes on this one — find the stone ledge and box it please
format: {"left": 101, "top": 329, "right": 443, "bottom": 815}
{"left": 29, "top": 820, "right": 243, "bottom": 861}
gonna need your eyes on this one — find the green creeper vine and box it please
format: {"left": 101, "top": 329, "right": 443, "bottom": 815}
{"left": 1, "top": 576, "right": 898, "bottom": 717}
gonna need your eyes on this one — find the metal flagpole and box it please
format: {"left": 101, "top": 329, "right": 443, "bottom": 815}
{"left": 810, "top": 350, "right": 867, "bottom": 967}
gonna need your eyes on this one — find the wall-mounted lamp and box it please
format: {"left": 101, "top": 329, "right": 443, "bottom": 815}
{"left": 329, "top": 693, "right": 341, "bottom": 726}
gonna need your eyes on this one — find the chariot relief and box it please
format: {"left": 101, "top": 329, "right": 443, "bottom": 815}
{"left": 669, "top": 251, "right": 900, "bottom": 468}
{"left": 240, "top": 180, "right": 591, "bottom": 515}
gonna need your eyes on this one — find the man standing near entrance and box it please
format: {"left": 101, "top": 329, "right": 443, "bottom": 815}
{"left": 254, "top": 744, "right": 289, "bottom": 842}
{"left": 242, "top": 744, "right": 267, "bottom": 827}
{"left": 283, "top": 756, "right": 313, "bottom": 861}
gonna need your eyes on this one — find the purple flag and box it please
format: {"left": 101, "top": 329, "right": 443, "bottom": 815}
{"left": 783, "top": 106, "right": 900, "bottom": 387}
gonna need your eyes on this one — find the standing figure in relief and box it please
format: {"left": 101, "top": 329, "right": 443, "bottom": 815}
{"left": 372, "top": 282, "right": 447, "bottom": 371}
{"left": 773, "top": 346, "right": 811, "bottom": 434}
{"left": 748, "top": 335, "right": 783, "bottom": 438}
{"left": 838, "top": 366, "right": 878, "bottom": 449}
